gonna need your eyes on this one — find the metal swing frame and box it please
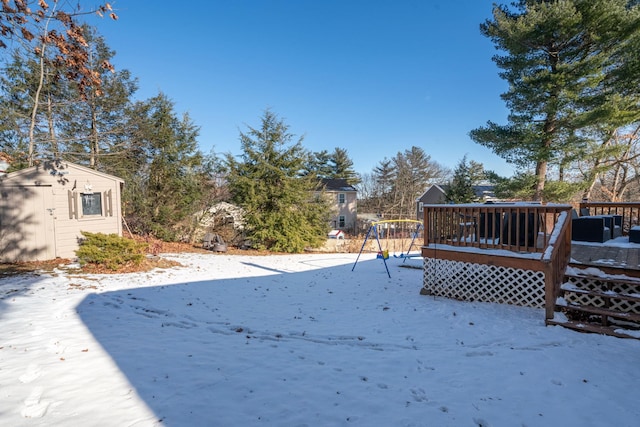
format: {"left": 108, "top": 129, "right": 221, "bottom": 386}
{"left": 351, "top": 219, "right": 423, "bottom": 278}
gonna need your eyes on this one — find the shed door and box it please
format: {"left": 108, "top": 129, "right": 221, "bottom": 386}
{"left": 0, "top": 185, "right": 56, "bottom": 262}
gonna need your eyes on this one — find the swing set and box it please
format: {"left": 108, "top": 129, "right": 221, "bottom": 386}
{"left": 351, "top": 219, "right": 423, "bottom": 278}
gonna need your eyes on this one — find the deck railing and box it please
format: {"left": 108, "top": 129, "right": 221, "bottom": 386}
{"left": 421, "top": 203, "right": 573, "bottom": 319}
{"left": 541, "top": 206, "right": 572, "bottom": 319}
{"left": 579, "top": 202, "right": 640, "bottom": 234}
{"left": 422, "top": 203, "right": 571, "bottom": 252}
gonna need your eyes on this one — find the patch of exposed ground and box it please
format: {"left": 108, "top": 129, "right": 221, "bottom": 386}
{"left": 0, "top": 234, "right": 399, "bottom": 277}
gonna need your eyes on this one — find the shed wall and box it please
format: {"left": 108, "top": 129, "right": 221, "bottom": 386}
{"left": 0, "top": 162, "right": 123, "bottom": 261}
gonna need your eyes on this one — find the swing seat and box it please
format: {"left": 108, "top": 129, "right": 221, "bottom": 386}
{"left": 377, "top": 250, "right": 389, "bottom": 260}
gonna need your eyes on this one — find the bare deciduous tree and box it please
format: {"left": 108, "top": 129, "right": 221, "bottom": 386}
{"left": 0, "top": 1, "right": 118, "bottom": 165}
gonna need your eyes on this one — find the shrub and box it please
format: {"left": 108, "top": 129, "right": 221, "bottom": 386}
{"left": 76, "top": 232, "right": 148, "bottom": 271}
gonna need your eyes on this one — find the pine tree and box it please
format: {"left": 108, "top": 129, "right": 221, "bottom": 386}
{"left": 446, "top": 156, "right": 478, "bottom": 203}
{"left": 0, "top": 2, "right": 118, "bottom": 166}
{"left": 58, "top": 26, "right": 138, "bottom": 170}
{"left": 470, "top": 0, "right": 640, "bottom": 201}
{"left": 305, "top": 147, "right": 359, "bottom": 185}
{"left": 0, "top": 50, "right": 49, "bottom": 167}
{"left": 372, "top": 158, "right": 394, "bottom": 216}
{"left": 225, "top": 110, "right": 331, "bottom": 252}
{"left": 329, "top": 147, "right": 360, "bottom": 185}
{"left": 0, "top": 25, "right": 136, "bottom": 170}
{"left": 124, "top": 93, "right": 209, "bottom": 241}
{"left": 304, "top": 149, "right": 333, "bottom": 178}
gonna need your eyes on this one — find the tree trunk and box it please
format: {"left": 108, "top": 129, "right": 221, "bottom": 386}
{"left": 27, "top": 7, "right": 56, "bottom": 166}
{"left": 534, "top": 160, "right": 547, "bottom": 201}
{"left": 28, "top": 41, "right": 47, "bottom": 166}
{"left": 90, "top": 102, "right": 99, "bottom": 168}
{"left": 533, "top": 45, "right": 560, "bottom": 202}
{"left": 46, "top": 94, "right": 59, "bottom": 157}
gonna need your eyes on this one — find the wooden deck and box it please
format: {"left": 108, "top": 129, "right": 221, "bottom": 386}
{"left": 570, "top": 237, "right": 640, "bottom": 271}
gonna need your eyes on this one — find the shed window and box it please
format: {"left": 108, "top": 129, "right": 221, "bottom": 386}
{"left": 81, "top": 193, "right": 102, "bottom": 216}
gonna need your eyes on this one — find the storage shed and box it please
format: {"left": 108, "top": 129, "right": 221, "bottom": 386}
{"left": 0, "top": 160, "right": 124, "bottom": 262}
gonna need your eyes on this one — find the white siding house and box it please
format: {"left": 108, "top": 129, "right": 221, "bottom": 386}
{"left": 319, "top": 178, "right": 357, "bottom": 234}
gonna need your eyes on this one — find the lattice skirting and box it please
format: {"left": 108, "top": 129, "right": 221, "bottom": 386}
{"left": 422, "top": 258, "right": 545, "bottom": 308}
{"left": 564, "top": 276, "right": 640, "bottom": 314}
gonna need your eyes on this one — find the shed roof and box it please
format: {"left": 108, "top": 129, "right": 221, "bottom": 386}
{"left": 1, "top": 160, "right": 124, "bottom": 185}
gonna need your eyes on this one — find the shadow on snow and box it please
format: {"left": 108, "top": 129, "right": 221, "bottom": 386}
{"left": 76, "top": 256, "right": 419, "bottom": 425}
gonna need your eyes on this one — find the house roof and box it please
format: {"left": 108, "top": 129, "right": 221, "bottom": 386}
{"left": 417, "top": 184, "right": 496, "bottom": 202}
{"left": 416, "top": 184, "right": 446, "bottom": 202}
{"left": 320, "top": 178, "right": 357, "bottom": 192}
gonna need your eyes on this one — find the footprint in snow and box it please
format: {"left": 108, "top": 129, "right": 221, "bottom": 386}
{"left": 19, "top": 364, "right": 42, "bottom": 384}
{"left": 161, "top": 320, "right": 197, "bottom": 329}
{"left": 46, "top": 339, "right": 67, "bottom": 355}
{"left": 473, "top": 417, "right": 491, "bottom": 427}
{"left": 102, "top": 301, "right": 121, "bottom": 309}
{"left": 465, "top": 351, "right": 494, "bottom": 357}
{"left": 410, "top": 388, "right": 428, "bottom": 402}
{"left": 21, "top": 387, "right": 50, "bottom": 418}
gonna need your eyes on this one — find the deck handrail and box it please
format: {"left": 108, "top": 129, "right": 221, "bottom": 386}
{"left": 422, "top": 203, "right": 572, "bottom": 253}
{"left": 541, "top": 209, "right": 572, "bottom": 319}
{"left": 579, "top": 202, "right": 640, "bottom": 234}
{"left": 422, "top": 203, "right": 573, "bottom": 319}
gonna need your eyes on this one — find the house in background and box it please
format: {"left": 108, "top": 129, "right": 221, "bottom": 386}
{"left": 0, "top": 160, "right": 124, "bottom": 262}
{"left": 319, "top": 178, "right": 357, "bottom": 234}
{"left": 416, "top": 184, "right": 497, "bottom": 219}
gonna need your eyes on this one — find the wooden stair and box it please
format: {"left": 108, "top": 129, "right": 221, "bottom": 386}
{"left": 546, "top": 264, "right": 640, "bottom": 340}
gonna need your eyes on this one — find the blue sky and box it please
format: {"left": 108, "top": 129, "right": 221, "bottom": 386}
{"left": 90, "top": 1, "right": 514, "bottom": 177}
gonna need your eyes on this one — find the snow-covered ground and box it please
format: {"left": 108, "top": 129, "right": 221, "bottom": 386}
{"left": 1, "top": 253, "right": 638, "bottom": 427}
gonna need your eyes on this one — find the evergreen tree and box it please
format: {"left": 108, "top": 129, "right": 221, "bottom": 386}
{"left": 225, "top": 110, "right": 331, "bottom": 252}
{"left": 0, "top": 50, "right": 44, "bottom": 168}
{"left": 305, "top": 147, "right": 359, "bottom": 185}
{"left": 329, "top": 147, "right": 360, "bottom": 185}
{"left": 470, "top": 0, "right": 640, "bottom": 201}
{"left": 372, "top": 158, "right": 394, "bottom": 216}
{"left": 0, "top": 45, "right": 74, "bottom": 165}
{"left": 446, "top": 156, "right": 479, "bottom": 203}
{"left": 58, "top": 26, "right": 138, "bottom": 170}
{"left": 486, "top": 170, "right": 582, "bottom": 202}
{"left": 304, "top": 149, "right": 332, "bottom": 178}
{"left": 0, "top": 25, "right": 136, "bottom": 170}
{"left": 124, "top": 93, "right": 210, "bottom": 241}
{"left": 0, "top": 2, "right": 118, "bottom": 166}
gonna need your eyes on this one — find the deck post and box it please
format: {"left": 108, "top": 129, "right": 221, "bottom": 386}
{"left": 543, "top": 261, "right": 556, "bottom": 320}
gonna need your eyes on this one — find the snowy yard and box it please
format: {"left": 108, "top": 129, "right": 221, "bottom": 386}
{"left": 1, "top": 253, "right": 638, "bottom": 426}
